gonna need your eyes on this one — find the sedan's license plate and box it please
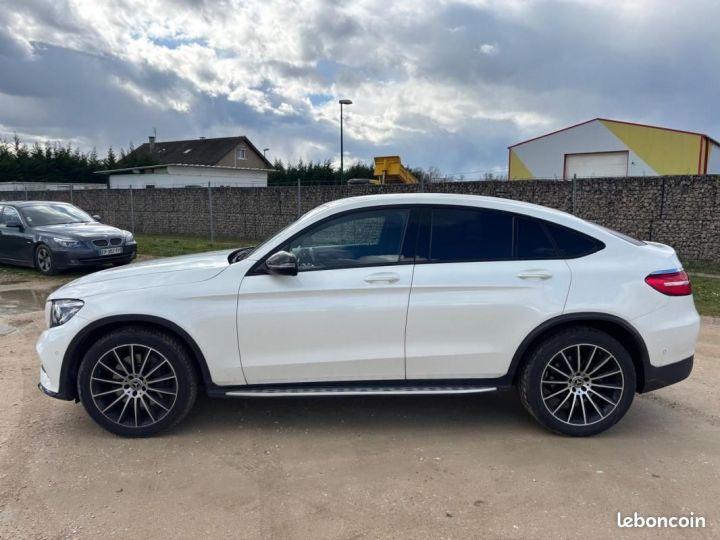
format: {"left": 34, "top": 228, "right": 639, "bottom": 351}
{"left": 99, "top": 247, "right": 123, "bottom": 256}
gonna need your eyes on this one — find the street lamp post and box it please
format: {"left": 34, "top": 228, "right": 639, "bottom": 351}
{"left": 339, "top": 99, "right": 352, "bottom": 184}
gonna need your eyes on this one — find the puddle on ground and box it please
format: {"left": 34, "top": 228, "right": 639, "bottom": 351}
{"left": 0, "top": 289, "right": 51, "bottom": 316}
{"left": 0, "top": 323, "right": 14, "bottom": 336}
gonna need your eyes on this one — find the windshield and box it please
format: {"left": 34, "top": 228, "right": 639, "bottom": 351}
{"left": 20, "top": 203, "right": 94, "bottom": 226}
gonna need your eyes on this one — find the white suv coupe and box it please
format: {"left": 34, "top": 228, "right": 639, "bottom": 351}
{"left": 37, "top": 194, "right": 700, "bottom": 437}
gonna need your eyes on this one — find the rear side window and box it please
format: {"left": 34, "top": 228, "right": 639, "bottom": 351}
{"left": 543, "top": 222, "right": 604, "bottom": 258}
{"left": 515, "top": 217, "right": 557, "bottom": 259}
{"left": 430, "top": 208, "right": 512, "bottom": 262}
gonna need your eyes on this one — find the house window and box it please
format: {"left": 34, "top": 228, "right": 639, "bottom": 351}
{"left": 236, "top": 147, "right": 247, "bottom": 160}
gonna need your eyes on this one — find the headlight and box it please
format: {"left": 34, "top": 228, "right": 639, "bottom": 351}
{"left": 53, "top": 237, "right": 82, "bottom": 248}
{"left": 50, "top": 299, "right": 84, "bottom": 327}
{"left": 124, "top": 231, "right": 136, "bottom": 243}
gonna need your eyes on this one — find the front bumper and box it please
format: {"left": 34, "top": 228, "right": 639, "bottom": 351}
{"left": 52, "top": 244, "right": 137, "bottom": 270}
{"left": 39, "top": 369, "right": 73, "bottom": 400}
{"left": 36, "top": 314, "right": 87, "bottom": 400}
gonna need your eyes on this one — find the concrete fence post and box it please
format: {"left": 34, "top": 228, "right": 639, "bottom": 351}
{"left": 129, "top": 186, "right": 135, "bottom": 233}
{"left": 208, "top": 182, "right": 215, "bottom": 243}
{"left": 297, "top": 177, "right": 301, "bottom": 218}
{"left": 70, "top": 184, "right": 74, "bottom": 204}
{"left": 659, "top": 177, "right": 666, "bottom": 219}
{"left": 571, "top": 174, "right": 577, "bottom": 215}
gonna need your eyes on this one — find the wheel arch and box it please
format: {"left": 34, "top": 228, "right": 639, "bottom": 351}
{"left": 59, "top": 315, "right": 213, "bottom": 400}
{"left": 509, "top": 313, "right": 650, "bottom": 392}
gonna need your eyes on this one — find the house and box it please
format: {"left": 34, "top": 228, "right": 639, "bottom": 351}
{"left": 96, "top": 135, "right": 274, "bottom": 188}
{"left": 508, "top": 118, "right": 720, "bottom": 180}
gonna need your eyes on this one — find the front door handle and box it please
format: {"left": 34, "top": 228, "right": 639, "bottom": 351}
{"left": 364, "top": 272, "right": 400, "bottom": 284}
{"left": 517, "top": 270, "right": 553, "bottom": 280}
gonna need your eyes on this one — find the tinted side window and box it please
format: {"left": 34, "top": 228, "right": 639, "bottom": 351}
{"left": 430, "top": 208, "right": 512, "bottom": 262}
{"left": 544, "top": 222, "right": 603, "bottom": 258}
{"left": 286, "top": 208, "right": 410, "bottom": 271}
{"left": 515, "top": 217, "right": 557, "bottom": 259}
{"left": 0, "top": 206, "right": 4, "bottom": 226}
{"left": 0, "top": 206, "right": 20, "bottom": 227}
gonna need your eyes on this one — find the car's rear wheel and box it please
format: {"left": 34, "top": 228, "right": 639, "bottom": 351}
{"left": 35, "top": 244, "right": 57, "bottom": 275}
{"left": 77, "top": 327, "right": 197, "bottom": 437}
{"left": 519, "top": 327, "right": 636, "bottom": 436}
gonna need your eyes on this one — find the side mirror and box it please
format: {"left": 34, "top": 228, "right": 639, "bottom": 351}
{"left": 266, "top": 251, "right": 298, "bottom": 276}
{"left": 5, "top": 218, "right": 23, "bottom": 230}
{"left": 92, "top": 214, "right": 102, "bottom": 222}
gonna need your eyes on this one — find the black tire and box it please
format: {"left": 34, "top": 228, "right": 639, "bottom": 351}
{"left": 35, "top": 243, "right": 57, "bottom": 275}
{"left": 518, "top": 326, "right": 636, "bottom": 437}
{"left": 77, "top": 326, "right": 197, "bottom": 437}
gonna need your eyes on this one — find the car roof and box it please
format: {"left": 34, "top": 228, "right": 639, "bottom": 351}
{"left": 323, "top": 192, "right": 585, "bottom": 225}
{"left": 324, "top": 193, "right": 553, "bottom": 211}
{"left": 0, "top": 200, "right": 75, "bottom": 207}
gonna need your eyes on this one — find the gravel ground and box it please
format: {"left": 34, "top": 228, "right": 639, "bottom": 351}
{"left": 0, "top": 276, "right": 718, "bottom": 539}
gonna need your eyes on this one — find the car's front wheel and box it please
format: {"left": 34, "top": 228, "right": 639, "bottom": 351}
{"left": 519, "top": 326, "right": 636, "bottom": 436}
{"left": 77, "top": 327, "right": 197, "bottom": 437}
{"left": 35, "top": 244, "right": 57, "bottom": 275}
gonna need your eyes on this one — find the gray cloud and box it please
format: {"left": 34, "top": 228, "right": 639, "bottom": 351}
{"left": 0, "top": 0, "right": 718, "bottom": 176}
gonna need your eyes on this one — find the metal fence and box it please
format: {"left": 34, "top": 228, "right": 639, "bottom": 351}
{"left": 2, "top": 176, "right": 719, "bottom": 263}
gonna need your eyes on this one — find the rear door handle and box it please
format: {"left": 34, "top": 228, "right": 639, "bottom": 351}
{"left": 517, "top": 270, "right": 553, "bottom": 280}
{"left": 364, "top": 272, "right": 400, "bottom": 284}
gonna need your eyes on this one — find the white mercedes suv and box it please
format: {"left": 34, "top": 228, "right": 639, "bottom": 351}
{"left": 37, "top": 194, "right": 700, "bottom": 437}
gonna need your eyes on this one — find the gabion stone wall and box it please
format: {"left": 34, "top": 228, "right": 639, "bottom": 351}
{"left": 16, "top": 175, "right": 720, "bottom": 262}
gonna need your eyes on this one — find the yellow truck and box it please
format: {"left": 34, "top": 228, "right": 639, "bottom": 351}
{"left": 372, "top": 156, "right": 418, "bottom": 184}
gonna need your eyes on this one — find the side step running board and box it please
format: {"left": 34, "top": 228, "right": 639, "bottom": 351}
{"left": 215, "top": 385, "right": 497, "bottom": 398}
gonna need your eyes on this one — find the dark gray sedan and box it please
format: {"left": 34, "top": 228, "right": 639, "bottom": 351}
{"left": 0, "top": 201, "right": 136, "bottom": 275}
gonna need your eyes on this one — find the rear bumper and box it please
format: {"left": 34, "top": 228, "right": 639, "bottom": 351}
{"left": 631, "top": 295, "right": 700, "bottom": 368}
{"left": 639, "top": 355, "right": 693, "bottom": 393}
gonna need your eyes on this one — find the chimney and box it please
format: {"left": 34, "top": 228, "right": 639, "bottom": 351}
{"left": 148, "top": 135, "right": 156, "bottom": 152}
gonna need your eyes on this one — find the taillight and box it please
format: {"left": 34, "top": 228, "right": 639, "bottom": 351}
{"left": 645, "top": 270, "right": 692, "bottom": 296}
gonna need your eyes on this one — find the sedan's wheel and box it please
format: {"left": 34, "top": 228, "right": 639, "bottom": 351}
{"left": 519, "top": 327, "right": 636, "bottom": 436}
{"left": 77, "top": 327, "right": 197, "bottom": 437}
{"left": 35, "top": 244, "right": 57, "bottom": 275}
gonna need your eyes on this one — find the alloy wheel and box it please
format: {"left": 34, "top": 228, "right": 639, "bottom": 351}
{"left": 36, "top": 246, "right": 52, "bottom": 273}
{"left": 540, "top": 343, "right": 625, "bottom": 426}
{"left": 89, "top": 344, "right": 178, "bottom": 428}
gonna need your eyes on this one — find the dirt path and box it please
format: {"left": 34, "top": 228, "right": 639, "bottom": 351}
{"left": 0, "top": 277, "right": 718, "bottom": 539}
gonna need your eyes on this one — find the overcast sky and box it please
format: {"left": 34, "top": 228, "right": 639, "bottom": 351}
{"left": 1, "top": 0, "right": 719, "bottom": 177}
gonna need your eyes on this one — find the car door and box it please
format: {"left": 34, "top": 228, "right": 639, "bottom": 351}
{"left": 0, "top": 206, "right": 34, "bottom": 263}
{"left": 405, "top": 207, "right": 572, "bottom": 380}
{"left": 237, "top": 206, "right": 417, "bottom": 384}
{"left": 0, "top": 205, "right": 6, "bottom": 261}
